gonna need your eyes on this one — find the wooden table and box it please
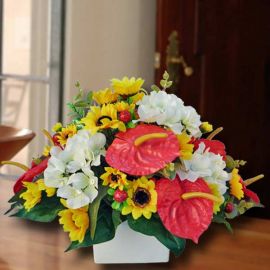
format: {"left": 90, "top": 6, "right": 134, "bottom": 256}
{"left": 1, "top": 178, "right": 270, "bottom": 270}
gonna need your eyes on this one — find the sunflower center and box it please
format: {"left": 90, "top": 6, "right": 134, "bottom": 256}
{"left": 133, "top": 188, "right": 150, "bottom": 207}
{"left": 110, "top": 174, "right": 120, "bottom": 182}
{"left": 97, "top": 116, "right": 112, "bottom": 126}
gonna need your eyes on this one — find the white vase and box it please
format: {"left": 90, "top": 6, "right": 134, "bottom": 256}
{"left": 93, "top": 221, "right": 170, "bottom": 264}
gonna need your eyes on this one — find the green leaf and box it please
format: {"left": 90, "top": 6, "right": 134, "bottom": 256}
{"left": 160, "top": 79, "right": 166, "bottom": 88}
{"left": 151, "top": 84, "right": 160, "bottom": 92}
{"left": 89, "top": 185, "right": 108, "bottom": 239}
{"left": 73, "top": 101, "right": 88, "bottom": 107}
{"left": 166, "top": 81, "right": 173, "bottom": 88}
{"left": 12, "top": 196, "right": 64, "bottom": 222}
{"left": 112, "top": 201, "right": 121, "bottom": 210}
{"left": 5, "top": 202, "right": 23, "bottom": 215}
{"left": 86, "top": 91, "right": 93, "bottom": 103}
{"left": 212, "top": 214, "right": 233, "bottom": 233}
{"left": 225, "top": 155, "right": 236, "bottom": 172}
{"left": 127, "top": 121, "right": 136, "bottom": 128}
{"left": 8, "top": 189, "right": 25, "bottom": 203}
{"left": 112, "top": 210, "right": 122, "bottom": 230}
{"left": 163, "top": 71, "right": 169, "bottom": 80}
{"left": 127, "top": 214, "right": 185, "bottom": 256}
{"left": 107, "top": 188, "right": 115, "bottom": 196}
{"left": 67, "top": 201, "right": 115, "bottom": 251}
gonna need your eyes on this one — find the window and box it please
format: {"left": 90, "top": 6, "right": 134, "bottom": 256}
{"left": 0, "top": 0, "right": 65, "bottom": 176}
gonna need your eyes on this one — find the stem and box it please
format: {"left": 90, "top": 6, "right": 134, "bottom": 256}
{"left": 134, "top": 133, "right": 168, "bottom": 146}
{"left": 42, "top": 129, "right": 54, "bottom": 145}
{"left": 206, "top": 127, "right": 223, "bottom": 140}
{"left": 1, "top": 161, "right": 29, "bottom": 171}
{"left": 244, "top": 174, "right": 264, "bottom": 186}
{"left": 181, "top": 192, "right": 222, "bottom": 203}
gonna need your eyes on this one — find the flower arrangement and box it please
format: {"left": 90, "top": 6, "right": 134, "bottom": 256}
{"left": 4, "top": 71, "right": 264, "bottom": 256}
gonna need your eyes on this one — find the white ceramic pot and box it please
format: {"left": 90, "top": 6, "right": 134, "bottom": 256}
{"left": 93, "top": 221, "right": 170, "bottom": 264}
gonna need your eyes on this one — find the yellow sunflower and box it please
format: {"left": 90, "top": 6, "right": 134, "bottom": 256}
{"left": 42, "top": 145, "right": 51, "bottom": 157}
{"left": 58, "top": 199, "right": 89, "bottom": 243}
{"left": 208, "top": 183, "right": 224, "bottom": 214}
{"left": 20, "top": 179, "right": 56, "bottom": 211}
{"left": 122, "top": 177, "right": 157, "bottom": 219}
{"left": 111, "top": 77, "right": 144, "bottom": 96}
{"left": 52, "top": 122, "right": 63, "bottom": 132}
{"left": 81, "top": 104, "right": 126, "bottom": 134}
{"left": 177, "top": 132, "right": 194, "bottom": 160}
{"left": 100, "top": 167, "right": 129, "bottom": 190}
{"left": 93, "top": 88, "right": 118, "bottom": 105}
{"left": 129, "top": 92, "right": 145, "bottom": 104}
{"left": 57, "top": 124, "right": 77, "bottom": 146}
{"left": 229, "top": 168, "right": 244, "bottom": 200}
{"left": 114, "top": 101, "right": 135, "bottom": 112}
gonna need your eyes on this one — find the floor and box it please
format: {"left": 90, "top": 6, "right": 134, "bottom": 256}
{"left": 1, "top": 178, "right": 270, "bottom": 270}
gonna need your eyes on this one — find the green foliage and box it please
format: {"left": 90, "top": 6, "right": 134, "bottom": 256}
{"left": 8, "top": 189, "right": 25, "bottom": 203}
{"left": 226, "top": 155, "right": 247, "bottom": 172}
{"left": 111, "top": 209, "right": 125, "bottom": 230}
{"left": 66, "top": 201, "right": 115, "bottom": 251}
{"left": 150, "top": 71, "right": 173, "bottom": 92}
{"left": 11, "top": 196, "right": 64, "bottom": 222}
{"left": 225, "top": 200, "right": 264, "bottom": 219}
{"left": 126, "top": 121, "right": 136, "bottom": 128}
{"left": 212, "top": 213, "right": 233, "bottom": 233}
{"left": 160, "top": 71, "right": 173, "bottom": 90}
{"left": 159, "top": 163, "right": 176, "bottom": 180}
{"left": 67, "top": 81, "right": 93, "bottom": 119}
{"left": 127, "top": 214, "right": 185, "bottom": 256}
{"left": 89, "top": 185, "right": 108, "bottom": 239}
{"left": 151, "top": 84, "right": 161, "bottom": 92}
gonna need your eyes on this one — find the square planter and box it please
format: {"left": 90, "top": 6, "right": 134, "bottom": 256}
{"left": 93, "top": 221, "right": 170, "bottom": 264}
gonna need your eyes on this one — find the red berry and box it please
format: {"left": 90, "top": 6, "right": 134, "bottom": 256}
{"left": 119, "top": 110, "right": 131, "bottom": 123}
{"left": 225, "top": 202, "right": 234, "bottom": 213}
{"left": 113, "top": 189, "right": 128, "bottom": 202}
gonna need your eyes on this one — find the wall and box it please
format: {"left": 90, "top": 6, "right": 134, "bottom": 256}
{"left": 64, "top": 0, "right": 156, "bottom": 122}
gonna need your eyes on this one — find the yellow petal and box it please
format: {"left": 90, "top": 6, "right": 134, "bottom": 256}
{"left": 132, "top": 207, "right": 142, "bottom": 220}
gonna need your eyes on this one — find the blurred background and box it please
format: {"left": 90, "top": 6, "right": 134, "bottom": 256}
{"left": 0, "top": 0, "right": 269, "bottom": 219}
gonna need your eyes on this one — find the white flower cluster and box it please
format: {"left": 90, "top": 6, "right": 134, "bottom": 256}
{"left": 44, "top": 130, "right": 106, "bottom": 209}
{"left": 137, "top": 91, "right": 201, "bottom": 137}
{"left": 176, "top": 142, "right": 230, "bottom": 196}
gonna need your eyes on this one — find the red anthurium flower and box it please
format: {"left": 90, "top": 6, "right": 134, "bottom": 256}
{"left": 106, "top": 124, "right": 179, "bottom": 176}
{"left": 13, "top": 157, "right": 49, "bottom": 193}
{"left": 239, "top": 179, "right": 260, "bottom": 204}
{"left": 243, "top": 188, "right": 260, "bottom": 204}
{"left": 156, "top": 176, "right": 214, "bottom": 243}
{"left": 194, "top": 139, "right": 226, "bottom": 160}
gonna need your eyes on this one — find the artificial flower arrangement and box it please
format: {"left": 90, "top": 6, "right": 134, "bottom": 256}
{"left": 4, "top": 71, "right": 264, "bottom": 257}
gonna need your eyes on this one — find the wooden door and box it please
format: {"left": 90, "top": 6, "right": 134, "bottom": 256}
{"left": 155, "top": 0, "right": 270, "bottom": 218}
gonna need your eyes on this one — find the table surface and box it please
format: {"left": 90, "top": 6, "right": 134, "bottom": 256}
{"left": 1, "top": 178, "right": 270, "bottom": 270}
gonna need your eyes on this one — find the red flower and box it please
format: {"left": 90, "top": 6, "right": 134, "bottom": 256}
{"left": 106, "top": 124, "right": 179, "bottom": 175}
{"left": 13, "top": 157, "right": 49, "bottom": 193}
{"left": 156, "top": 176, "right": 213, "bottom": 243}
{"left": 243, "top": 189, "right": 260, "bottom": 204}
{"left": 194, "top": 139, "right": 226, "bottom": 160}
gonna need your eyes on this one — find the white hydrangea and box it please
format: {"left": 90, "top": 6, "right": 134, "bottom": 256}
{"left": 44, "top": 130, "right": 106, "bottom": 209}
{"left": 176, "top": 142, "right": 229, "bottom": 195}
{"left": 137, "top": 91, "right": 185, "bottom": 133}
{"left": 136, "top": 91, "right": 201, "bottom": 135}
{"left": 181, "top": 106, "right": 202, "bottom": 137}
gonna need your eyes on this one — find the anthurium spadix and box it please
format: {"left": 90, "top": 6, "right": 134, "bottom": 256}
{"left": 106, "top": 124, "right": 179, "bottom": 176}
{"left": 156, "top": 176, "right": 218, "bottom": 243}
